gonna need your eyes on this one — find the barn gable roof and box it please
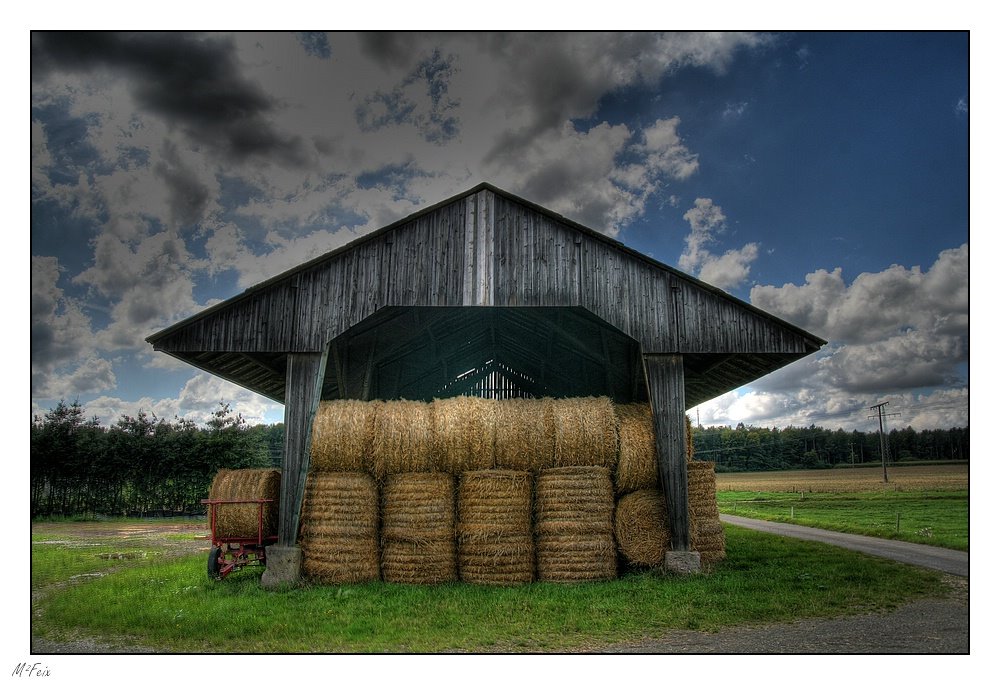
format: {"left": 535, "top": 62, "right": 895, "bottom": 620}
{"left": 147, "top": 183, "right": 824, "bottom": 407}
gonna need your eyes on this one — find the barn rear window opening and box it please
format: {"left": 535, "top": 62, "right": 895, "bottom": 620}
{"left": 148, "top": 183, "right": 824, "bottom": 587}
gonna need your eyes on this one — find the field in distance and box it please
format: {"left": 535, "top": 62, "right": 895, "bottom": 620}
{"left": 714, "top": 463, "right": 968, "bottom": 551}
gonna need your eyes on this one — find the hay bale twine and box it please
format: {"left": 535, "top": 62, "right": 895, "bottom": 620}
{"left": 494, "top": 398, "right": 554, "bottom": 472}
{"left": 552, "top": 397, "right": 618, "bottom": 470}
{"left": 310, "top": 400, "right": 378, "bottom": 473}
{"left": 381, "top": 472, "right": 456, "bottom": 584}
{"left": 614, "top": 489, "right": 669, "bottom": 567}
{"left": 371, "top": 400, "right": 436, "bottom": 480}
{"left": 432, "top": 396, "right": 497, "bottom": 474}
{"left": 613, "top": 403, "right": 657, "bottom": 494}
{"left": 299, "top": 472, "right": 379, "bottom": 584}
{"left": 457, "top": 470, "right": 534, "bottom": 586}
{"left": 208, "top": 469, "right": 280, "bottom": 539}
{"left": 535, "top": 466, "right": 616, "bottom": 582}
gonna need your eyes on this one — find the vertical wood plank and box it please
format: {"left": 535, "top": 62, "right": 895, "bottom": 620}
{"left": 278, "top": 350, "right": 328, "bottom": 547}
{"left": 643, "top": 353, "right": 691, "bottom": 552}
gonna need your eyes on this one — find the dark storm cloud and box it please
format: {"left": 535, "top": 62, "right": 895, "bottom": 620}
{"left": 154, "top": 142, "right": 211, "bottom": 228}
{"left": 32, "top": 31, "right": 307, "bottom": 167}
{"left": 358, "top": 32, "right": 421, "bottom": 70}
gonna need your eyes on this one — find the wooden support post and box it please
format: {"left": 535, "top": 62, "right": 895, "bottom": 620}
{"left": 643, "top": 353, "right": 692, "bottom": 553}
{"left": 277, "top": 350, "right": 328, "bottom": 547}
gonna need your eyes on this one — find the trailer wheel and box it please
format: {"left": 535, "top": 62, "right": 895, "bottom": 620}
{"left": 208, "top": 546, "right": 223, "bottom": 580}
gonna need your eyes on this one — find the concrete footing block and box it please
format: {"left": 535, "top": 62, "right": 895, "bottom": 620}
{"left": 261, "top": 545, "right": 303, "bottom": 589}
{"left": 664, "top": 550, "right": 702, "bottom": 575}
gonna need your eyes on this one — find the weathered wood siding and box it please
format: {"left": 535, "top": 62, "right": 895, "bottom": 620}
{"left": 151, "top": 187, "right": 819, "bottom": 359}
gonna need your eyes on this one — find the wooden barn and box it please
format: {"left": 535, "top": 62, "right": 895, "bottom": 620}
{"left": 147, "top": 182, "right": 824, "bottom": 586}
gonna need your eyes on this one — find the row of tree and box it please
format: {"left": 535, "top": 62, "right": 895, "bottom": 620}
{"left": 692, "top": 422, "right": 970, "bottom": 472}
{"left": 30, "top": 400, "right": 283, "bottom": 518}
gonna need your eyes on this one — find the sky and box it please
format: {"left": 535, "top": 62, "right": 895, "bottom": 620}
{"left": 29, "top": 29, "right": 971, "bottom": 434}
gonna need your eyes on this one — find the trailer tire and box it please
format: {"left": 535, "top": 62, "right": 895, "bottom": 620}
{"left": 208, "top": 546, "right": 223, "bottom": 580}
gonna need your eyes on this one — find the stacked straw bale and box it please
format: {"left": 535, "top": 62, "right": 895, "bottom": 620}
{"left": 299, "top": 472, "right": 379, "bottom": 583}
{"left": 432, "top": 396, "right": 496, "bottom": 473}
{"left": 614, "top": 403, "right": 657, "bottom": 493}
{"left": 687, "top": 460, "right": 725, "bottom": 565}
{"left": 456, "top": 470, "right": 534, "bottom": 586}
{"left": 552, "top": 397, "right": 618, "bottom": 470}
{"left": 310, "top": 400, "right": 378, "bottom": 472}
{"left": 371, "top": 400, "right": 436, "bottom": 480}
{"left": 535, "top": 466, "right": 616, "bottom": 582}
{"left": 208, "top": 469, "right": 281, "bottom": 539}
{"left": 381, "top": 472, "right": 457, "bottom": 584}
{"left": 493, "top": 397, "right": 554, "bottom": 472}
{"left": 613, "top": 489, "right": 669, "bottom": 567}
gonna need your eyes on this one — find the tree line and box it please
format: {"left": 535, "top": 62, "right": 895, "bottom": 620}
{"left": 30, "top": 400, "right": 285, "bottom": 518}
{"left": 692, "top": 422, "right": 970, "bottom": 472}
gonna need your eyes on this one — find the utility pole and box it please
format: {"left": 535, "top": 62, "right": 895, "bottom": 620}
{"left": 869, "top": 402, "right": 900, "bottom": 483}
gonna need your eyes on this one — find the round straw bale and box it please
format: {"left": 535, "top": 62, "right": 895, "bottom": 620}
{"left": 552, "top": 397, "right": 618, "bottom": 469}
{"left": 614, "top": 489, "right": 669, "bottom": 567}
{"left": 456, "top": 470, "right": 534, "bottom": 585}
{"left": 371, "top": 400, "right": 436, "bottom": 480}
{"left": 431, "top": 396, "right": 497, "bottom": 473}
{"left": 535, "top": 466, "right": 617, "bottom": 582}
{"left": 614, "top": 403, "right": 657, "bottom": 494}
{"left": 208, "top": 469, "right": 281, "bottom": 539}
{"left": 298, "top": 472, "right": 380, "bottom": 584}
{"left": 380, "top": 472, "right": 457, "bottom": 584}
{"left": 493, "top": 398, "right": 554, "bottom": 472}
{"left": 310, "top": 400, "right": 378, "bottom": 472}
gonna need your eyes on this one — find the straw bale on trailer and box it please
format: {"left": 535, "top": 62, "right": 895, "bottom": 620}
{"left": 381, "top": 472, "right": 457, "bottom": 584}
{"left": 493, "top": 397, "right": 554, "bottom": 472}
{"left": 371, "top": 400, "right": 436, "bottom": 480}
{"left": 299, "top": 472, "right": 379, "bottom": 584}
{"left": 310, "top": 400, "right": 378, "bottom": 472}
{"left": 208, "top": 469, "right": 280, "bottom": 539}
{"left": 535, "top": 466, "right": 616, "bottom": 582}
{"left": 432, "top": 396, "right": 496, "bottom": 473}
{"left": 552, "top": 397, "right": 618, "bottom": 470}
{"left": 457, "top": 470, "right": 534, "bottom": 586}
{"left": 614, "top": 489, "right": 669, "bottom": 567}
{"left": 614, "top": 403, "right": 657, "bottom": 494}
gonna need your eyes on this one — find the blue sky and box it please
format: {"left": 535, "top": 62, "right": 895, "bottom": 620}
{"left": 29, "top": 30, "right": 970, "bottom": 432}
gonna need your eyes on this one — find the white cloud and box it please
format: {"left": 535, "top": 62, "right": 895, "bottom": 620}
{"left": 34, "top": 357, "right": 117, "bottom": 401}
{"left": 82, "top": 372, "right": 282, "bottom": 427}
{"left": 31, "top": 256, "right": 96, "bottom": 381}
{"left": 678, "top": 198, "right": 759, "bottom": 291}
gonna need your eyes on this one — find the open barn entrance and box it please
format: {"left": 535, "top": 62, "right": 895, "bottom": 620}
{"left": 322, "top": 306, "right": 647, "bottom": 403}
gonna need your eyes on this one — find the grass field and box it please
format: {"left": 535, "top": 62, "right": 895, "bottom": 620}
{"left": 31, "top": 519, "right": 948, "bottom": 653}
{"left": 715, "top": 464, "right": 969, "bottom": 551}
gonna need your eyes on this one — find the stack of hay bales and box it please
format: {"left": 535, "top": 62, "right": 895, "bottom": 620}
{"left": 208, "top": 469, "right": 281, "bottom": 539}
{"left": 381, "top": 472, "right": 457, "bottom": 584}
{"left": 432, "top": 396, "right": 496, "bottom": 473}
{"left": 494, "top": 398, "right": 554, "bottom": 472}
{"left": 456, "top": 470, "right": 534, "bottom": 585}
{"left": 614, "top": 489, "right": 668, "bottom": 567}
{"left": 535, "top": 466, "right": 616, "bottom": 582}
{"left": 688, "top": 460, "right": 726, "bottom": 565}
{"left": 298, "top": 472, "right": 379, "bottom": 583}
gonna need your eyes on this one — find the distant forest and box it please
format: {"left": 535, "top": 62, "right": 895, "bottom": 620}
{"left": 692, "top": 422, "right": 969, "bottom": 472}
{"left": 30, "top": 400, "right": 969, "bottom": 518}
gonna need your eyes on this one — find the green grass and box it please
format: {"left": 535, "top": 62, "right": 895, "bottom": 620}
{"left": 33, "top": 526, "right": 947, "bottom": 653}
{"left": 31, "top": 534, "right": 161, "bottom": 588}
{"left": 718, "top": 490, "right": 968, "bottom": 551}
